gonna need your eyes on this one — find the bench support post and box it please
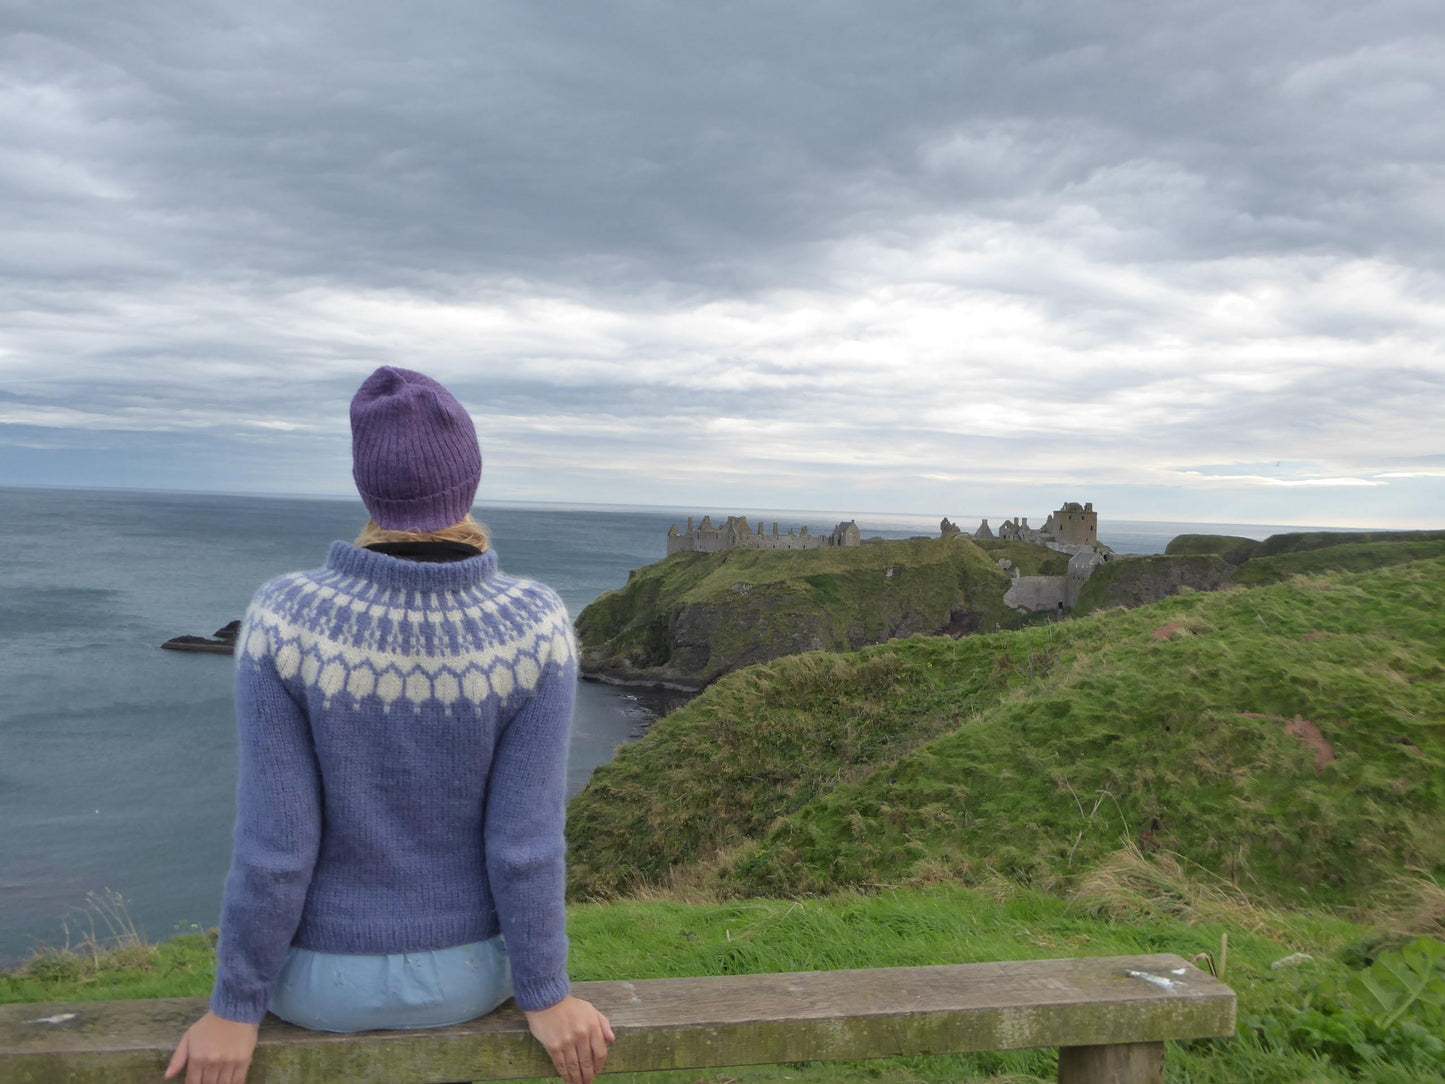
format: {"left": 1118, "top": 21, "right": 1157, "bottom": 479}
{"left": 1058, "top": 1041, "right": 1165, "bottom": 1084}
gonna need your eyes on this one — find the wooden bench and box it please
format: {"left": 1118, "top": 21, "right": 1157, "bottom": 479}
{"left": 0, "top": 954, "right": 1235, "bottom": 1083}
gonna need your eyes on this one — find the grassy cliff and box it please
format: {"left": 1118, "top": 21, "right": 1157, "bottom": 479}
{"left": 575, "top": 535, "right": 1018, "bottom": 687}
{"left": 1253, "top": 528, "right": 1445, "bottom": 558}
{"left": 569, "top": 556, "right": 1445, "bottom": 908}
{"left": 1079, "top": 532, "right": 1445, "bottom": 615}
{"left": 1164, "top": 533, "right": 1261, "bottom": 565}
{"left": 1231, "top": 538, "right": 1445, "bottom": 586}
{"left": 1165, "top": 528, "right": 1445, "bottom": 566}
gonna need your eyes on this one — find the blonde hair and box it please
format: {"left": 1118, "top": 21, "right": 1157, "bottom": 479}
{"left": 355, "top": 514, "right": 490, "bottom": 553}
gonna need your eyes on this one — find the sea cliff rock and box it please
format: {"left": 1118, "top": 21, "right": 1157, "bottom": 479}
{"left": 161, "top": 619, "right": 241, "bottom": 654}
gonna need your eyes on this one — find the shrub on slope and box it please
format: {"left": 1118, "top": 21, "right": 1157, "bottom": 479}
{"left": 569, "top": 558, "right": 1445, "bottom": 910}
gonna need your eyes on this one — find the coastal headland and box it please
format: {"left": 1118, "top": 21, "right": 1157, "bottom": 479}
{"left": 577, "top": 533, "right": 1016, "bottom": 689}
{"left": 579, "top": 501, "right": 1113, "bottom": 688}
{"left": 579, "top": 501, "right": 1445, "bottom": 690}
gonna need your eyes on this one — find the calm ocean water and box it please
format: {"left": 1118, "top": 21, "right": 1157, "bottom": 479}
{"left": 0, "top": 485, "right": 1331, "bottom": 962}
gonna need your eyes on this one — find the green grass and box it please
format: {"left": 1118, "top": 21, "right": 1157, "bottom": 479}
{"left": 1, "top": 933, "right": 217, "bottom": 1004}
{"left": 567, "top": 634, "right": 1041, "bottom": 899}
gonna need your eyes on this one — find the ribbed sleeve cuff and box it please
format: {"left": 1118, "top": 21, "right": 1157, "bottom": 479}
{"left": 513, "top": 972, "right": 572, "bottom": 1013}
{"left": 210, "top": 985, "right": 269, "bottom": 1026}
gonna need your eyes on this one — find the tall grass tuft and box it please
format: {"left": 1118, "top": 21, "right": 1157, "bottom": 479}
{"left": 1370, "top": 874, "right": 1445, "bottom": 940}
{"left": 2, "top": 891, "right": 218, "bottom": 1003}
{"left": 1069, "top": 842, "right": 1273, "bottom": 930}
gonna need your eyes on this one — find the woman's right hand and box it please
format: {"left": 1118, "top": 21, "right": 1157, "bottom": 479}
{"left": 523, "top": 996, "right": 615, "bottom": 1084}
{"left": 164, "top": 1010, "right": 259, "bottom": 1084}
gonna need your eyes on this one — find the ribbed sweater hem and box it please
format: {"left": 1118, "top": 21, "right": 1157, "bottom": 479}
{"left": 294, "top": 913, "right": 500, "bottom": 957}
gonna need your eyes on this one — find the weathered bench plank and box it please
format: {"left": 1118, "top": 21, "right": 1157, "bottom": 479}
{"left": 0, "top": 954, "right": 1234, "bottom": 1084}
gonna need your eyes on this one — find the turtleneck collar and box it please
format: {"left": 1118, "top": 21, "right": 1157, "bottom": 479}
{"left": 325, "top": 540, "right": 499, "bottom": 592}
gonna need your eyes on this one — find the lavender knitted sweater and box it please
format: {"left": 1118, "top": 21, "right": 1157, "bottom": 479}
{"left": 211, "top": 542, "right": 576, "bottom": 1025}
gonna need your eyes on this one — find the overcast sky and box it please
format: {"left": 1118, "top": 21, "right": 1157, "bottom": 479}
{"left": 2, "top": 1, "right": 1442, "bottom": 527}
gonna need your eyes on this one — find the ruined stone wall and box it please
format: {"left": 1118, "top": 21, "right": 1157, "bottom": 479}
{"left": 668, "top": 515, "right": 736, "bottom": 555}
{"left": 668, "top": 515, "right": 859, "bottom": 556}
{"left": 670, "top": 501, "right": 1101, "bottom": 560}
{"left": 1003, "top": 575, "right": 1068, "bottom": 612}
{"left": 997, "top": 516, "right": 1037, "bottom": 542}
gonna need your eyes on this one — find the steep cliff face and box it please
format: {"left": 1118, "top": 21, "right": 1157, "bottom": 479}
{"left": 575, "top": 535, "right": 1016, "bottom": 687}
{"left": 1071, "top": 553, "right": 1234, "bottom": 614}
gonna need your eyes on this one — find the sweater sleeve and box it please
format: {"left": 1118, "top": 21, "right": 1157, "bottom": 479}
{"left": 210, "top": 603, "right": 324, "bottom": 1025}
{"left": 483, "top": 606, "right": 577, "bottom": 1013}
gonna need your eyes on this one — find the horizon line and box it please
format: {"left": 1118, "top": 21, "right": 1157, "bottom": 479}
{"left": 0, "top": 481, "right": 1437, "bottom": 533}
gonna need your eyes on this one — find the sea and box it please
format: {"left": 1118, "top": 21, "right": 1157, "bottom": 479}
{"left": 0, "top": 485, "right": 1339, "bottom": 964}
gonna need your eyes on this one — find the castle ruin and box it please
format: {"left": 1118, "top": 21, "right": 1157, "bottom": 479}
{"left": 664, "top": 500, "right": 1109, "bottom": 617}
{"left": 993, "top": 502, "right": 1110, "bottom": 614}
{"left": 993, "top": 501, "right": 1097, "bottom": 550}
{"left": 667, "top": 515, "right": 862, "bottom": 556}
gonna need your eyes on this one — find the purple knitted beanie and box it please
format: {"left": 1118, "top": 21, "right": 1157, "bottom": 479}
{"left": 350, "top": 366, "right": 482, "bottom": 532}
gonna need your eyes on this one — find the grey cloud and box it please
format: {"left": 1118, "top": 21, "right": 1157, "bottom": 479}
{"left": 2, "top": 0, "right": 1443, "bottom": 522}
{"left": 6, "top": 0, "right": 1442, "bottom": 304}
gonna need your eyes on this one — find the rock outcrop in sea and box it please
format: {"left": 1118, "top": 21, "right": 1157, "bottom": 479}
{"left": 161, "top": 619, "right": 241, "bottom": 654}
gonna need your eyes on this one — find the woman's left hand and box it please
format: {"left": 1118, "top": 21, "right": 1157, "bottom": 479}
{"left": 165, "top": 1010, "right": 259, "bottom": 1084}
{"left": 524, "top": 996, "right": 615, "bottom": 1084}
